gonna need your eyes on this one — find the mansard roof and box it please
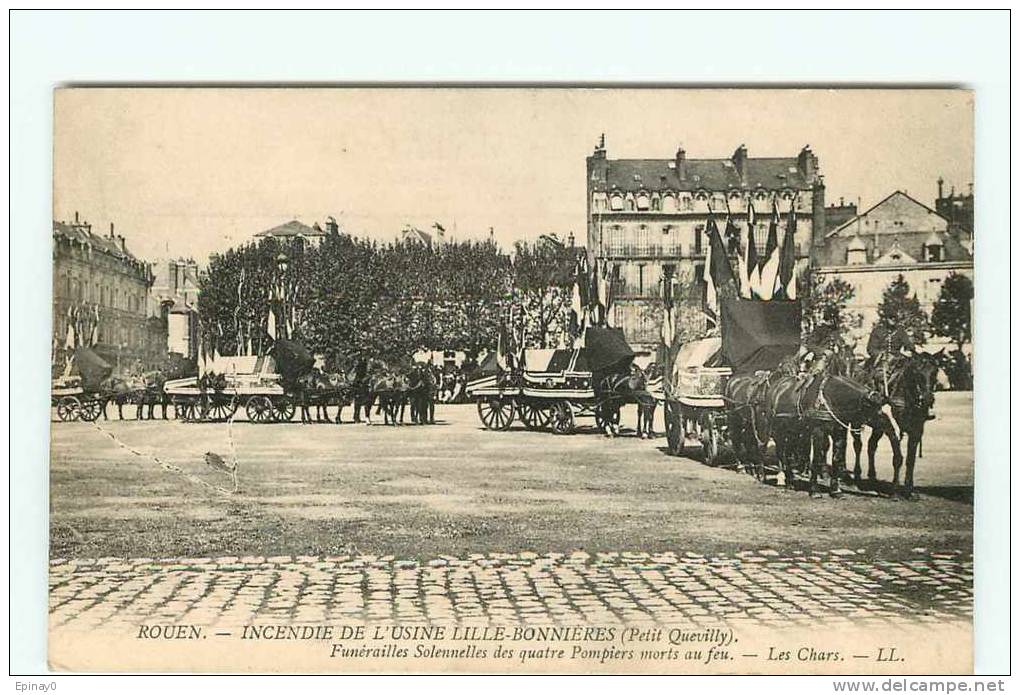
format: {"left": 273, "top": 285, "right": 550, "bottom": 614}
{"left": 597, "top": 157, "right": 812, "bottom": 193}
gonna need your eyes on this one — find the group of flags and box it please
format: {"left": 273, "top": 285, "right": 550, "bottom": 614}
{"left": 569, "top": 253, "right": 614, "bottom": 347}
{"left": 226, "top": 265, "right": 294, "bottom": 361}
{"left": 63, "top": 303, "right": 100, "bottom": 351}
{"left": 702, "top": 198, "right": 799, "bottom": 319}
{"left": 57, "top": 303, "right": 101, "bottom": 376}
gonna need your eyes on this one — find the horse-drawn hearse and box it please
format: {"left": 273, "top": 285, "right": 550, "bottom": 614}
{"left": 163, "top": 339, "right": 351, "bottom": 423}
{"left": 466, "top": 327, "right": 650, "bottom": 435}
{"left": 661, "top": 296, "right": 939, "bottom": 498}
{"left": 51, "top": 347, "right": 117, "bottom": 422}
{"left": 662, "top": 298, "right": 802, "bottom": 465}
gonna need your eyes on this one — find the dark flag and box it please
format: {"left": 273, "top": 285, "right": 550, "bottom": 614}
{"left": 758, "top": 199, "right": 781, "bottom": 300}
{"left": 774, "top": 203, "right": 798, "bottom": 300}
{"left": 703, "top": 213, "right": 738, "bottom": 320}
{"left": 741, "top": 203, "right": 760, "bottom": 298}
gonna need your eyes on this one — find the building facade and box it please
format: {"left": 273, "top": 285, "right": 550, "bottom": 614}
{"left": 815, "top": 190, "right": 974, "bottom": 349}
{"left": 52, "top": 215, "right": 164, "bottom": 373}
{"left": 586, "top": 139, "right": 826, "bottom": 352}
{"left": 255, "top": 218, "right": 335, "bottom": 246}
{"left": 149, "top": 258, "right": 203, "bottom": 361}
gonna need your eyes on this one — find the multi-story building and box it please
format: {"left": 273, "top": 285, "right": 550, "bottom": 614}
{"left": 149, "top": 258, "right": 202, "bottom": 361}
{"left": 52, "top": 214, "right": 164, "bottom": 373}
{"left": 815, "top": 190, "right": 974, "bottom": 349}
{"left": 586, "top": 138, "right": 826, "bottom": 353}
{"left": 254, "top": 218, "right": 336, "bottom": 246}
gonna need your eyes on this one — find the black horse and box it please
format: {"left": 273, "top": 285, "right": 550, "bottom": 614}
{"left": 135, "top": 371, "right": 171, "bottom": 420}
{"left": 723, "top": 371, "right": 772, "bottom": 479}
{"left": 761, "top": 370, "right": 887, "bottom": 497}
{"left": 851, "top": 350, "right": 941, "bottom": 498}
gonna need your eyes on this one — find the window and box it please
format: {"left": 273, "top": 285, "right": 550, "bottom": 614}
{"left": 847, "top": 248, "right": 867, "bottom": 266}
{"left": 606, "top": 225, "right": 624, "bottom": 255}
{"left": 637, "top": 264, "right": 645, "bottom": 296}
{"left": 636, "top": 194, "right": 650, "bottom": 211}
{"left": 634, "top": 225, "right": 650, "bottom": 255}
{"left": 925, "top": 244, "right": 943, "bottom": 262}
{"left": 610, "top": 195, "right": 624, "bottom": 211}
{"left": 694, "top": 225, "right": 704, "bottom": 255}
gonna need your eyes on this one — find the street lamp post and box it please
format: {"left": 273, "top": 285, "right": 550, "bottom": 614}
{"left": 275, "top": 252, "right": 289, "bottom": 340}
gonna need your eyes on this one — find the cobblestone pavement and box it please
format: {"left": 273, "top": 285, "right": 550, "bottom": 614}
{"left": 49, "top": 548, "right": 971, "bottom": 630}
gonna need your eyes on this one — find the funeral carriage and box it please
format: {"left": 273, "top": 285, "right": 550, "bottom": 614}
{"left": 662, "top": 298, "right": 801, "bottom": 463}
{"left": 466, "top": 327, "right": 642, "bottom": 435}
{"left": 163, "top": 339, "right": 347, "bottom": 423}
{"left": 51, "top": 347, "right": 116, "bottom": 422}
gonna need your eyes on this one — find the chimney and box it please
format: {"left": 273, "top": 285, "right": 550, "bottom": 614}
{"left": 110, "top": 222, "right": 115, "bottom": 237}
{"left": 117, "top": 234, "right": 126, "bottom": 253}
{"left": 567, "top": 231, "right": 575, "bottom": 248}
{"left": 74, "top": 211, "right": 79, "bottom": 224}
{"left": 797, "top": 145, "right": 816, "bottom": 183}
{"left": 839, "top": 196, "right": 845, "bottom": 207}
{"left": 731, "top": 144, "right": 748, "bottom": 184}
{"left": 937, "top": 176, "right": 945, "bottom": 200}
{"left": 675, "top": 145, "right": 687, "bottom": 181}
{"left": 325, "top": 216, "right": 339, "bottom": 235}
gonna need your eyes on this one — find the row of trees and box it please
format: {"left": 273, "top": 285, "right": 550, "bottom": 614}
{"left": 801, "top": 271, "right": 973, "bottom": 353}
{"left": 197, "top": 231, "right": 577, "bottom": 369}
{"left": 198, "top": 227, "right": 973, "bottom": 385}
{"left": 801, "top": 270, "right": 973, "bottom": 387}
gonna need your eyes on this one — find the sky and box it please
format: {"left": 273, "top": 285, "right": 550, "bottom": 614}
{"left": 53, "top": 88, "right": 973, "bottom": 263}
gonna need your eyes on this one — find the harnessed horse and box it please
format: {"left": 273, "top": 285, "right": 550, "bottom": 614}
{"left": 851, "top": 350, "right": 941, "bottom": 497}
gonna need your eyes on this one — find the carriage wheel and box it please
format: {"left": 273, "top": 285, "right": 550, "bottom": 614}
{"left": 202, "top": 398, "right": 238, "bottom": 422}
{"left": 550, "top": 400, "right": 575, "bottom": 435}
{"left": 271, "top": 397, "right": 296, "bottom": 423}
{"left": 665, "top": 402, "right": 684, "bottom": 455}
{"left": 477, "top": 396, "right": 515, "bottom": 431}
{"left": 246, "top": 395, "right": 274, "bottom": 423}
{"left": 56, "top": 396, "right": 81, "bottom": 422}
{"left": 517, "top": 401, "right": 551, "bottom": 431}
{"left": 79, "top": 398, "right": 103, "bottom": 422}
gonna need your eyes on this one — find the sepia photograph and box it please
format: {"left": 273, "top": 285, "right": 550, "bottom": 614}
{"left": 41, "top": 87, "right": 980, "bottom": 674}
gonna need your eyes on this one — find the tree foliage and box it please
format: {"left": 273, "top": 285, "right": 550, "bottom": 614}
{"left": 512, "top": 236, "right": 576, "bottom": 348}
{"left": 800, "top": 272, "right": 861, "bottom": 350}
{"left": 930, "top": 272, "right": 973, "bottom": 352}
{"left": 876, "top": 274, "right": 929, "bottom": 346}
{"left": 198, "top": 231, "right": 541, "bottom": 369}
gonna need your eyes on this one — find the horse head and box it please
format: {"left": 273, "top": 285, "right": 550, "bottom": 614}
{"left": 823, "top": 375, "right": 887, "bottom": 425}
{"left": 903, "top": 352, "right": 940, "bottom": 420}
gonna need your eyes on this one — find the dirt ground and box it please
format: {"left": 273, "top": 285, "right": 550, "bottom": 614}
{"left": 49, "top": 392, "right": 973, "bottom": 560}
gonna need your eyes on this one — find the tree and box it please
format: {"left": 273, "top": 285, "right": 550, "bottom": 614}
{"left": 876, "top": 274, "right": 929, "bottom": 346}
{"left": 512, "top": 237, "right": 575, "bottom": 348}
{"left": 655, "top": 264, "right": 708, "bottom": 388}
{"left": 799, "top": 272, "right": 861, "bottom": 350}
{"left": 930, "top": 272, "right": 973, "bottom": 353}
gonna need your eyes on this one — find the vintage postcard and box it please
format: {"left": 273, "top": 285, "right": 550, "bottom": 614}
{"left": 49, "top": 88, "right": 974, "bottom": 673}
